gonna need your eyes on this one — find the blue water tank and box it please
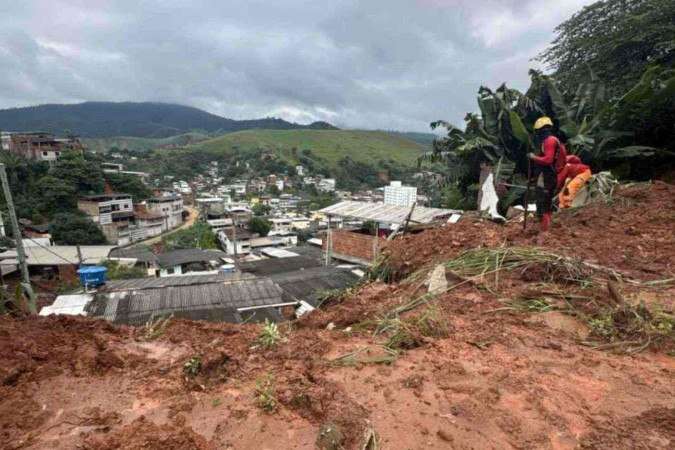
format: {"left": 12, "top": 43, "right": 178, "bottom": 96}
{"left": 77, "top": 266, "right": 107, "bottom": 287}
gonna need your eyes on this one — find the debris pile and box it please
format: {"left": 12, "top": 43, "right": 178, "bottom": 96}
{"left": 1, "top": 182, "right": 673, "bottom": 449}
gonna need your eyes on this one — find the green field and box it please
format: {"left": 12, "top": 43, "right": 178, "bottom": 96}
{"left": 185, "top": 129, "right": 425, "bottom": 168}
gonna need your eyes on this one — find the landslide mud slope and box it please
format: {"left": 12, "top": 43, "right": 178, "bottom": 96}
{"left": 1, "top": 182, "right": 673, "bottom": 450}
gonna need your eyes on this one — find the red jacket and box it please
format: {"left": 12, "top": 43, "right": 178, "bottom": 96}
{"left": 532, "top": 136, "right": 568, "bottom": 173}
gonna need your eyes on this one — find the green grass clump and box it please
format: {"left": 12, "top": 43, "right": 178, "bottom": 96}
{"left": 255, "top": 373, "right": 278, "bottom": 413}
{"left": 183, "top": 356, "right": 202, "bottom": 377}
{"left": 257, "top": 319, "right": 283, "bottom": 349}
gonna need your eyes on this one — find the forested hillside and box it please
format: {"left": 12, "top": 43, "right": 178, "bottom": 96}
{"left": 0, "top": 102, "right": 337, "bottom": 138}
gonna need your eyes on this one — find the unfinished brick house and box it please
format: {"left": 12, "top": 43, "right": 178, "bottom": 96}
{"left": 3, "top": 132, "right": 84, "bottom": 162}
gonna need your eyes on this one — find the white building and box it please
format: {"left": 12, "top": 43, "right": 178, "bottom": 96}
{"left": 295, "top": 165, "right": 304, "bottom": 176}
{"left": 147, "top": 194, "right": 184, "bottom": 231}
{"left": 317, "top": 178, "right": 336, "bottom": 192}
{"left": 276, "top": 180, "right": 285, "bottom": 192}
{"left": 218, "top": 228, "right": 254, "bottom": 255}
{"left": 384, "top": 181, "right": 417, "bottom": 208}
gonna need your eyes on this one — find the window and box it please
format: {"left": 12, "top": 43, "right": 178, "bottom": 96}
{"left": 42, "top": 151, "right": 48, "bottom": 156}
{"left": 167, "top": 267, "right": 175, "bottom": 274}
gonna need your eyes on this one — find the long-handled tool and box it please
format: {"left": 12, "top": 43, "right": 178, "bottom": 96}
{"left": 523, "top": 158, "right": 532, "bottom": 231}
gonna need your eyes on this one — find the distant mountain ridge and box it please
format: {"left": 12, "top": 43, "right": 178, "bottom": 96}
{"left": 0, "top": 101, "right": 337, "bottom": 138}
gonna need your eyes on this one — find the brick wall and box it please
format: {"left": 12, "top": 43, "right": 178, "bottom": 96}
{"left": 323, "top": 229, "right": 379, "bottom": 263}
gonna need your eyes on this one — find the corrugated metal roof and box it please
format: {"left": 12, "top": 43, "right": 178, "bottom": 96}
{"left": 109, "top": 247, "right": 158, "bottom": 264}
{"left": 240, "top": 256, "right": 321, "bottom": 276}
{"left": 87, "top": 278, "right": 283, "bottom": 325}
{"left": 272, "top": 266, "right": 361, "bottom": 306}
{"left": 101, "top": 273, "right": 253, "bottom": 292}
{"left": 0, "top": 245, "right": 116, "bottom": 266}
{"left": 319, "top": 201, "right": 461, "bottom": 225}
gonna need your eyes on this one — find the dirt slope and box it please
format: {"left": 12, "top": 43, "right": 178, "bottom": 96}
{"left": 1, "top": 182, "right": 673, "bottom": 449}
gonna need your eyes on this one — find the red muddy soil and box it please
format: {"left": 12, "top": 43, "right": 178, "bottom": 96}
{"left": 1, "top": 181, "right": 673, "bottom": 449}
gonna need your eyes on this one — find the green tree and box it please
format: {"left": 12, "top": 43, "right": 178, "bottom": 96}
{"left": 252, "top": 203, "right": 272, "bottom": 216}
{"left": 50, "top": 212, "right": 108, "bottom": 245}
{"left": 52, "top": 151, "right": 105, "bottom": 195}
{"left": 35, "top": 176, "right": 77, "bottom": 216}
{"left": 105, "top": 172, "right": 152, "bottom": 202}
{"left": 248, "top": 217, "right": 272, "bottom": 237}
{"left": 538, "top": 0, "right": 675, "bottom": 96}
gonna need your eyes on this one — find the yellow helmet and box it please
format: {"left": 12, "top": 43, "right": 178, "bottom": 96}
{"left": 534, "top": 116, "right": 553, "bottom": 130}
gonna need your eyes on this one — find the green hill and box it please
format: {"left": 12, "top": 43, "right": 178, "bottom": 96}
{"left": 186, "top": 129, "right": 424, "bottom": 168}
{"left": 142, "top": 129, "right": 425, "bottom": 189}
{"left": 83, "top": 132, "right": 212, "bottom": 153}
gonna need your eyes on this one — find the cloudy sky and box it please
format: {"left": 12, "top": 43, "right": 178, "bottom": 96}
{"left": 0, "top": 0, "right": 594, "bottom": 131}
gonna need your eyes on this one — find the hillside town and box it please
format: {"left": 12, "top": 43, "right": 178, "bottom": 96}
{"left": 0, "top": 132, "right": 459, "bottom": 327}
{"left": 1, "top": 1, "right": 673, "bottom": 449}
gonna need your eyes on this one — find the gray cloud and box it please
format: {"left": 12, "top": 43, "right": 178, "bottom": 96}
{"left": 0, "top": 0, "right": 594, "bottom": 131}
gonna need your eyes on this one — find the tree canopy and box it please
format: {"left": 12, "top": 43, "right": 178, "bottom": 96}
{"left": 50, "top": 212, "right": 108, "bottom": 245}
{"left": 248, "top": 217, "right": 272, "bottom": 237}
{"left": 538, "top": 0, "right": 675, "bottom": 96}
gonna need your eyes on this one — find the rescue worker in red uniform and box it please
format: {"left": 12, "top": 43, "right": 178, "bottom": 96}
{"left": 559, "top": 155, "right": 592, "bottom": 208}
{"left": 527, "top": 116, "right": 567, "bottom": 232}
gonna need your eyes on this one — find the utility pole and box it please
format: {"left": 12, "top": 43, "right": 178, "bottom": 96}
{"left": 230, "top": 214, "right": 240, "bottom": 273}
{"left": 0, "top": 163, "right": 36, "bottom": 313}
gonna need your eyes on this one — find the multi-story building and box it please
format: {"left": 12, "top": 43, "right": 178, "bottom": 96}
{"left": 78, "top": 194, "right": 134, "bottom": 245}
{"left": 218, "top": 228, "right": 254, "bottom": 255}
{"left": 384, "top": 181, "right": 417, "bottom": 208}
{"left": 132, "top": 205, "right": 165, "bottom": 239}
{"left": 147, "top": 194, "right": 184, "bottom": 231}
{"left": 2, "top": 132, "right": 84, "bottom": 162}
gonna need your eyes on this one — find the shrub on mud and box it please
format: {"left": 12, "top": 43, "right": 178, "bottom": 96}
{"left": 255, "top": 373, "right": 277, "bottom": 413}
{"left": 257, "top": 319, "right": 283, "bottom": 349}
{"left": 380, "top": 305, "right": 450, "bottom": 351}
{"left": 183, "top": 356, "right": 202, "bottom": 377}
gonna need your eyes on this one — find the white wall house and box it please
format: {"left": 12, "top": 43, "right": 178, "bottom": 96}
{"left": 218, "top": 228, "right": 254, "bottom": 255}
{"left": 147, "top": 195, "right": 184, "bottom": 231}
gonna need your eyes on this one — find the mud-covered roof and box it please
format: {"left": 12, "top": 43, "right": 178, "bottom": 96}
{"left": 271, "top": 266, "right": 361, "bottom": 306}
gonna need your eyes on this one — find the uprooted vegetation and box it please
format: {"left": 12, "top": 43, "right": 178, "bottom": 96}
{"left": 0, "top": 182, "right": 673, "bottom": 449}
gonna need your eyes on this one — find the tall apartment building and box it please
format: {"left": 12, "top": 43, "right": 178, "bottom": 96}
{"left": 383, "top": 181, "right": 417, "bottom": 208}
{"left": 2, "top": 132, "right": 84, "bottom": 162}
{"left": 147, "top": 194, "right": 184, "bottom": 231}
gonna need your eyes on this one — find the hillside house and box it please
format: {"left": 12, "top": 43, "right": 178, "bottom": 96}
{"left": 218, "top": 228, "right": 255, "bottom": 255}
{"left": 155, "top": 249, "right": 228, "bottom": 277}
{"left": 132, "top": 205, "right": 164, "bottom": 239}
{"left": 147, "top": 194, "right": 184, "bottom": 231}
{"left": 78, "top": 193, "right": 134, "bottom": 245}
{"left": 2, "top": 132, "right": 84, "bottom": 162}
